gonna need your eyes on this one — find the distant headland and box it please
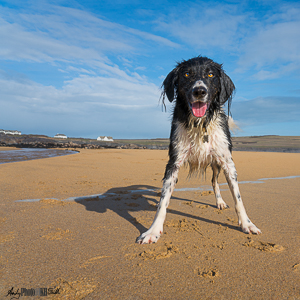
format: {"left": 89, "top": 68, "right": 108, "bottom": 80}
{"left": 0, "top": 133, "right": 299, "bottom": 152}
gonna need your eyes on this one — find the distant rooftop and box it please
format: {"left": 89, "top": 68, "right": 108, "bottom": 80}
{"left": 0, "top": 129, "right": 21, "bottom": 135}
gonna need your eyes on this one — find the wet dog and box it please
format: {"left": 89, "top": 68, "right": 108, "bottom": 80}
{"left": 137, "top": 56, "right": 261, "bottom": 244}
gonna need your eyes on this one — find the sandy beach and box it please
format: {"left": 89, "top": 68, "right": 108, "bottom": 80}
{"left": 1, "top": 148, "right": 300, "bottom": 299}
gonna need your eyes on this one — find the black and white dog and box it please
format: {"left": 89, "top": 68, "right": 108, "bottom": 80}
{"left": 137, "top": 56, "right": 261, "bottom": 244}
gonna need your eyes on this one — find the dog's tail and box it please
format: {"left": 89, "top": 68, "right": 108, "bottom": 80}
{"left": 228, "top": 116, "right": 240, "bottom": 133}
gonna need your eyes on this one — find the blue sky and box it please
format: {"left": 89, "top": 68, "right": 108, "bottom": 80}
{"left": 0, "top": 0, "right": 299, "bottom": 139}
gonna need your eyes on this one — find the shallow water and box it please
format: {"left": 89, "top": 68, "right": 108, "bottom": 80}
{"left": 0, "top": 148, "right": 78, "bottom": 164}
{"left": 15, "top": 175, "right": 300, "bottom": 203}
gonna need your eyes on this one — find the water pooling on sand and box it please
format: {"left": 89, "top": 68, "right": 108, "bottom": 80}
{"left": 15, "top": 175, "right": 300, "bottom": 203}
{"left": 0, "top": 148, "right": 78, "bottom": 164}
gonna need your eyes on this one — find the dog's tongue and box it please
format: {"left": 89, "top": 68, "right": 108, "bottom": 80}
{"left": 192, "top": 102, "right": 207, "bottom": 118}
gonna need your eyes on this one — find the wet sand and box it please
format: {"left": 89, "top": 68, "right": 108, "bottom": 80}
{"left": 0, "top": 147, "right": 20, "bottom": 151}
{"left": 0, "top": 148, "right": 78, "bottom": 164}
{"left": 1, "top": 149, "right": 300, "bottom": 299}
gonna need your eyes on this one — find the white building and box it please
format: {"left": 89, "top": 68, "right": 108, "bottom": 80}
{"left": 0, "top": 129, "right": 21, "bottom": 135}
{"left": 54, "top": 133, "right": 67, "bottom": 139}
{"left": 97, "top": 136, "right": 114, "bottom": 142}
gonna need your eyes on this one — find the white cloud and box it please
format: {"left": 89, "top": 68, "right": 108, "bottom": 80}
{"left": 0, "top": 72, "right": 167, "bottom": 138}
{"left": 236, "top": 5, "right": 300, "bottom": 76}
{"left": 155, "top": 4, "right": 245, "bottom": 51}
{"left": 0, "top": 17, "right": 107, "bottom": 63}
{"left": 0, "top": 1, "right": 299, "bottom": 138}
{"left": 152, "top": 2, "right": 300, "bottom": 79}
{"left": 66, "top": 66, "right": 96, "bottom": 75}
{"left": 254, "top": 62, "right": 300, "bottom": 80}
{"left": 0, "top": 4, "right": 178, "bottom": 67}
{"left": 0, "top": 73, "right": 160, "bottom": 113}
{"left": 0, "top": 2, "right": 177, "bottom": 138}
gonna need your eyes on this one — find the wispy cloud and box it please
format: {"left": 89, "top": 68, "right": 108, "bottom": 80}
{"left": 153, "top": 2, "right": 300, "bottom": 79}
{"left": 0, "top": 4, "right": 178, "bottom": 66}
{"left": 0, "top": 2, "right": 177, "bottom": 137}
{"left": 0, "top": 72, "right": 160, "bottom": 114}
{"left": 0, "top": 71, "right": 166, "bottom": 137}
{"left": 0, "top": 0, "right": 299, "bottom": 138}
{"left": 236, "top": 5, "right": 300, "bottom": 77}
{"left": 154, "top": 3, "right": 246, "bottom": 51}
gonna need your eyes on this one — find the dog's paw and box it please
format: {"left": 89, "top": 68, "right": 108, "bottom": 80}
{"left": 216, "top": 199, "right": 229, "bottom": 210}
{"left": 136, "top": 230, "right": 161, "bottom": 244}
{"left": 240, "top": 221, "right": 261, "bottom": 235}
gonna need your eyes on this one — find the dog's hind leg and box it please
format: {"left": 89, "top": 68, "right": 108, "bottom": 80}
{"left": 211, "top": 161, "right": 229, "bottom": 209}
{"left": 221, "top": 156, "right": 261, "bottom": 234}
{"left": 136, "top": 168, "right": 179, "bottom": 244}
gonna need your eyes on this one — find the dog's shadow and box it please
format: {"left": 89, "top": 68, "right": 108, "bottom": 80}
{"left": 75, "top": 184, "right": 240, "bottom": 236}
{"left": 75, "top": 184, "right": 161, "bottom": 233}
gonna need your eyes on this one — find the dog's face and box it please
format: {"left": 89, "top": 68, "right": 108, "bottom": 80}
{"left": 177, "top": 58, "right": 222, "bottom": 118}
{"left": 162, "top": 56, "right": 235, "bottom": 119}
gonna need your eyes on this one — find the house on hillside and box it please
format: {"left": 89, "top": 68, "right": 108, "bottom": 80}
{"left": 0, "top": 129, "right": 21, "bottom": 135}
{"left": 97, "top": 136, "right": 114, "bottom": 142}
{"left": 54, "top": 133, "right": 67, "bottom": 139}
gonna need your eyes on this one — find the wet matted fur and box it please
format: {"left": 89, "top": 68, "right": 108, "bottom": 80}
{"left": 136, "top": 56, "right": 261, "bottom": 244}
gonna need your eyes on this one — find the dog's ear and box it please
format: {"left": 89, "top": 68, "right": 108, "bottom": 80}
{"left": 219, "top": 71, "right": 235, "bottom": 105}
{"left": 162, "top": 67, "right": 179, "bottom": 103}
{"left": 219, "top": 71, "right": 235, "bottom": 114}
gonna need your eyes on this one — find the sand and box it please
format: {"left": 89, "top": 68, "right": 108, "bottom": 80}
{"left": 0, "top": 147, "right": 20, "bottom": 151}
{"left": 1, "top": 148, "right": 299, "bottom": 299}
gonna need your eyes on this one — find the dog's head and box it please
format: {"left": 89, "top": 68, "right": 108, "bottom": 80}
{"left": 162, "top": 56, "right": 235, "bottom": 119}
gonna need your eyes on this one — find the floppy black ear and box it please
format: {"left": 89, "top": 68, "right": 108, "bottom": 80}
{"left": 219, "top": 71, "right": 235, "bottom": 113}
{"left": 161, "top": 67, "right": 179, "bottom": 103}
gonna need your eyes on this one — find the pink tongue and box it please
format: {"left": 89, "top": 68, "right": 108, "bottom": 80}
{"left": 192, "top": 102, "right": 207, "bottom": 117}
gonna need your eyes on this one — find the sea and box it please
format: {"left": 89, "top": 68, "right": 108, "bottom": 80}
{"left": 0, "top": 148, "right": 78, "bottom": 164}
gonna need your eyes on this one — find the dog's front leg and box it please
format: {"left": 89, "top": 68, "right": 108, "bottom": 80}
{"left": 222, "top": 157, "right": 261, "bottom": 234}
{"left": 211, "top": 161, "right": 229, "bottom": 209}
{"left": 136, "top": 168, "right": 179, "bottom": 244}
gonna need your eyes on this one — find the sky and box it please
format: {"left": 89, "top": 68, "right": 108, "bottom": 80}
{"left": 0, "top": 0, "right": 299, "bottom": 139}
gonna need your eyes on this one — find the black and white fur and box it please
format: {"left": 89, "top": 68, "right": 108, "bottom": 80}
{"left": 136, "top": 57, "right": 261, "bottom": 244}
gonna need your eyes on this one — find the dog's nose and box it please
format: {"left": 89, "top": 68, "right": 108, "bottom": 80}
{"left": 192, "top": 87, "right": 207, "bottom": 99}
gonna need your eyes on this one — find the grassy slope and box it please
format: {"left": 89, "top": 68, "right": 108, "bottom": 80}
{"left": 114, "top": 136, "right": 300, "bottom": 151}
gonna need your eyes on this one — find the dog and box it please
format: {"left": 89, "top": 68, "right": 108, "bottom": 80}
{"left": 136, "top": 56, "right": 261, "bottom": 244}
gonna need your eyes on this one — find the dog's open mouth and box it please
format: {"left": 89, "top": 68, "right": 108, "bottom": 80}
{"left": 190, "top": 102, "right": 208, "bottom": 118}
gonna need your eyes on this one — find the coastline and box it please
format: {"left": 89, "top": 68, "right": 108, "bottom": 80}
{"left": 1, "top": 134, "right": 300, "bottom": 153}
{"left": 0, "top": 146, "right": 20, "bottom": 151}
{"left": 0, "top": 148, "right": 78, "bottom": 164}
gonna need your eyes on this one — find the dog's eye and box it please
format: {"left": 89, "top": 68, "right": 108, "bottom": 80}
{"left": 208, "top": 73, "right": 214, "bottom": 78}
{"left": 184, "top": 72, "right": 190, "bottom": 78}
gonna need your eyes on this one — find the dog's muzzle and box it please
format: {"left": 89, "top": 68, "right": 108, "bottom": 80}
{"left": 189, "top": 87, "right": 209, "bottom": 118}
{"left": 192, "top": 86, "right": 207, "bottom": 99}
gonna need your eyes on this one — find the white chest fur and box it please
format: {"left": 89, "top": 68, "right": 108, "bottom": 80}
{"left": 174, "top": 115, "right": 231, "bottom": 175}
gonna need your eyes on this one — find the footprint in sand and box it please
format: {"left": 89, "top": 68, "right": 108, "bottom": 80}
{"left": 292, "top": 263, "right": 300, "bottom": 272}
{"left": 196, "top": 204, "right": 208, "bottom": 209}
{"left": 165, "top": 218, "right": 203, "bottom": 235}
{"left": 195, "top": 267, "right": 219, "bottom": 278}
{"left": 138, "top": 243, "right": 180, "bottom": 261}
{"left": 200, "top": 191, "right": 214, "bottom": 196}
{"left": 51, "top": 277, "right": 96, "bottom": 300}
{"left": 243, "top": 237, "right": 284, "bottom": 252}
